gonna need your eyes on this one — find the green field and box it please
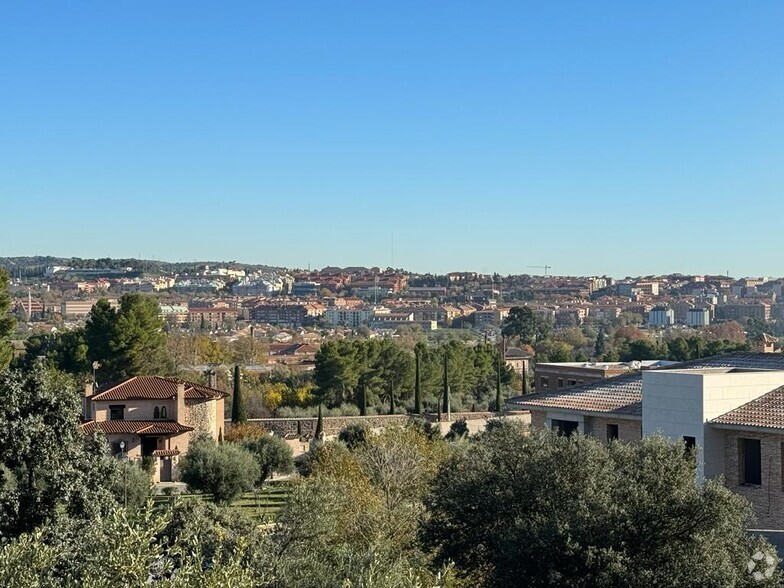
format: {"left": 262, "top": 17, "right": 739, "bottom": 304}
{"left": 152, "top": 481, "right": 294, "bottom": 523}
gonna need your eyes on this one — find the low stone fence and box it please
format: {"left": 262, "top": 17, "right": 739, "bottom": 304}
{"left": 226, "top": 411, "right": 528, "bottom": 437}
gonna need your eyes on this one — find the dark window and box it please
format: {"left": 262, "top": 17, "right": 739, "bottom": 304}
{"left": 109, "top": 405, "right": 125, "bottom": 421}
{"left": 540, "top": 376, "right": 549, "bottom": 389}
{"left": 111, "top": 442, "right": 122, "bottom": 456}
{"left": 607, "top": 424, "right": 619, "bottom": 441}
{"left": 683, "top": 436, "right": 696, "bottom": 452}
{"left": 552, "top": 419, "right": 579, "bottom": 437}
{"left": 567, "top": 379, "right": 577, "bottom": 386}
{"left": 739, "top": 438, "right": 762, "bottom": 486}
{"left": 153, "top": 406, "right": 160, "bottom": 419}
{"left": 557, "top": 378, "right": 564, "bottom": 388}
{"left": 160, "top": 406, "right": 167, "bottom": 419}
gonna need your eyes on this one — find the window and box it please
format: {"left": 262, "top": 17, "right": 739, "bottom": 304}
{"left": 606, "top": 424, "right": 619, "bottom": 442}
{"left": 557, "top": 378, "right": 564, "bottom": 388}
{"left": 739, "top": 438, "right": 762, "bottom": 486}
{"left": 111, "top": 442, "right": 122, "bottom": 456}
{"left": 683, "top": 436, "right": 696, "bottom": 452}
{"left": 567, "top": 379, "right": 577, "bottom": 386}
{"left": 109, "top": 405, "right": 125, "bottom": 421}
{"left": 160, "top": 406, "right": 167, "bottom": 419}
{"left": 551, "top": 419, "right": 579, "bottom": 437}
{"left": 540, "top": 376, "right": 549, "bottom": 389}
{"left": 153, "top": 406, "right": 160, "bottom": 419}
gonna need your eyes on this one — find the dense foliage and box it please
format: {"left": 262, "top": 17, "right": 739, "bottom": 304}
{"left": 0, "top": 269, "right": 15, "bottom": 371}
{"left": 423, "top": 421, "right": 779, "bottom": 587}
{"left": 314, "top": 339, "right": 514, "bottom": 412}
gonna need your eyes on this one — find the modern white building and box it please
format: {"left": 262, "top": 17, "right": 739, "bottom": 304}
{"left": 686, "top": 307, "right": 710, "bottom": 327}
{"left": 647, "top": 307, "right": 674, "bottom": 326}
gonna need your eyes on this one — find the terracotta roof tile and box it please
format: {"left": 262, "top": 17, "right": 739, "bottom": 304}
{"left": 151, "top": 449, "right": 181, "bottom": 456}
{"left": 508, "top": 352, "right": 784, "bottom": 417}
{"left": 81, "top": 420, "right": 194, "bottom": 435}
{"left": 712, "top": 386, "right": 784, "bottom": 429}
{"left": 91, "top": 376, "right": 228, "bottom": 401}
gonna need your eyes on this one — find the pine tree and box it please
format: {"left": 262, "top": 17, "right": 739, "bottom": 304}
{"left": 414, "top": 350, "right": 422, "bottom": 414}
{"left": 231, "top": 364, "right": 247, "bottom": 424}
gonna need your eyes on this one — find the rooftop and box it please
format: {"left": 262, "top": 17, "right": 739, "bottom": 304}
{"left": 91, "top": 376, "right": 228, "bottom": 402}
{"left": 508, "top": 352, "right": 784, "bottom": 417}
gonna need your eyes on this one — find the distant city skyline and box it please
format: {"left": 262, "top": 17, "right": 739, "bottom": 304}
{"left": 0, "top": 253, "right": 774, "bottom": 281}
{"left": 1, "top": 2, "right": 783, "bottom": 277}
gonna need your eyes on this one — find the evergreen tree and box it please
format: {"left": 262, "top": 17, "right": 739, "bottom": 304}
{"left": 442, "top": 352, "right": 450, "bottom": 416}
{"left": 390, "top": 383, "right": 396, "bottom": 414}
{"left": 594, "top": 328, "right": 607, "bottom": 358}
{"left": 0, "top": 269, "right": 15, "bottom": 371}
{"left": 359, "top": 376, "right": 367, "bottom": 416}
{"left": 495, "top": 356, "right": 502, "bottom": 412}
{"left": 315, "top": 403, "right": 324, "bottom": 437}
{"left": 231, "top": 364, "right": 247, "bottom": 424}
{"left": 414, "top": 349, "right": 422, "bottom": 414}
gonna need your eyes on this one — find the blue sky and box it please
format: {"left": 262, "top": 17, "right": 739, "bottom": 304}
{"left": 1, "top": 2, "right": 782, "bottom": 277}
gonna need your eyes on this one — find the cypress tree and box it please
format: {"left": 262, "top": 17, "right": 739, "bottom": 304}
{"left": 315, "top": 403, "right": 324, "bottom": 437}
{"left": 442, "top": 352, "right": 450, "bottom": 416}
{"left": 414, "top": 350, "right": 422, "bottom": 414}
{"left": 231, "top": 364, "right": 247, "bottom": 424}
{"left": 496, "top": 356, "right": 502, "bottom": 412}
{"left": 359, "top": 376, "right": 367, "bottom": 416}
{"left": 390, "top": 383, "right": 396, "bottom": 415}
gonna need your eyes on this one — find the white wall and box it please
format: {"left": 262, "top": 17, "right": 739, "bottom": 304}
{"left": 642, "top": 370, "right": 784, "bottom": 482}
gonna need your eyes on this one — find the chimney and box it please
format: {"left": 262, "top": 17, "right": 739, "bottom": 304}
{"left": 175, "top": 381, "right": 186, "bottom": 422}
{"left": 207, "top": 369, "right": 217, "bottom": 389}
{"left": 83, "top": 380, "right": 94, "bottom": 421}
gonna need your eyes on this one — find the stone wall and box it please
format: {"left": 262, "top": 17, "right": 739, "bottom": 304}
{"left": 724, "top": 430, "right": 784, "bottom": 529}
{"left": 227, "top": 411, "right": 528, "bottom": 438}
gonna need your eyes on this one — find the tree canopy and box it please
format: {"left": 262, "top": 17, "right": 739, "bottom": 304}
{"left": 85, "top": 293, "right": 171, "bottom": 382}
{"left": 423, "top": 421, "right": 779, "bottom": 587}
{"left": 0, "top": 269, "right": 15, "bottom": 371}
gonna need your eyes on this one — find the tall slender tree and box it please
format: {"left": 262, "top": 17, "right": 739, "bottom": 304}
{"left": 442, "top": 352, "right": 450, "bottom": 417}
{"left": 359, "top": 376, "right": 367, "bottom": 416}
{"left": 0, "top": 269, "right": 16, "bottom": 371}
{"left": 414, "top": 349, "right": 422, "bottom": 414}
{"left": 231, "top": 365, "right": 247, "bottom": 424}
{"left": 389, "top": 382, "right": 396, "bottom": 414}
{"left": 496, "top": 356, "right": 502, "bottom": 412}
{"left": 315, "top": 402, "right": 324, "bottom": 438}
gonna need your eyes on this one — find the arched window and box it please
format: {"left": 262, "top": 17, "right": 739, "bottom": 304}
{"left": 160, "top": 406, "right": 167, "bottom": 419}
{"left": 153, "top": 406, "right": 160, "bottom": 419}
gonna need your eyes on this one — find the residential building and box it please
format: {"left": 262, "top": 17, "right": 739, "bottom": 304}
{"left": 687, "top": 308, "right": 711, "bottom": 327}
{"left": 534, "top": 360, "right": 674, "bottom": 392}
{"left": 648, "top": 307, "right": 675, "bottom": 326}
{"left": 508, "top": 352, "right": 784, "bottom": 528}
{"left": 81, "top": 376, "right": 228, "bottom": 483}
{"left": 323, "top": 307, "right": 375, "bottom": 328}
{"left": 61, "top": 299, "right": 118, "bottom": 318}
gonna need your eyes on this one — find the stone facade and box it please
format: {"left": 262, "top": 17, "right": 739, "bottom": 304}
{"left": 723, "top": 430, "right": 784, "bottom": 529}
{"left": 529, "top": 410, "right": 641, "bottom": 442}
{"left": 584, "top": 416, "right": 642, "bottom": 442}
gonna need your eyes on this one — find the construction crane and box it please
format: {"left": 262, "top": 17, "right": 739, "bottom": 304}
{"left": 527, "top": 265, "right": 551, "bottom": 276}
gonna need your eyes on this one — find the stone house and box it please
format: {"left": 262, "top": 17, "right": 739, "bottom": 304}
{"left": 81, "top": 376, "right": 228, "bottom": 482}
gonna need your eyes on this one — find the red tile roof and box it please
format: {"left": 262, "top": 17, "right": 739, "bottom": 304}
{"left": 91, "top": 376, "right": 228, "bottom": 401}
{"left": 508, "top": 352, "right": 784, "bottom": 418}
{"left": 81, "top": 420, "right": 194, "bottom": 435}
{"left": 712, "top": 386, "right": 784, "bottom": 430}
{"left": 151, "top": 449, "right": 181, "bottom": 456}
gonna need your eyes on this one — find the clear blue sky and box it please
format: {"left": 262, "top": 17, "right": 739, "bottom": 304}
{"left": 1, "top": 2, "right": 782, "bottom": 277}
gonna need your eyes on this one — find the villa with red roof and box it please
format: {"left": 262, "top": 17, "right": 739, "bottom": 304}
{"left": 508, "top": 352, "right": 784, "bottom": 528}
{"left": 81, "top": 376, "right": 228, "bottom": 482}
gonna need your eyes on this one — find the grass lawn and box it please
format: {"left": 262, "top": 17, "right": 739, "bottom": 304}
{"left": 152, "top": 481, "right": 294, "bottom": 523}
